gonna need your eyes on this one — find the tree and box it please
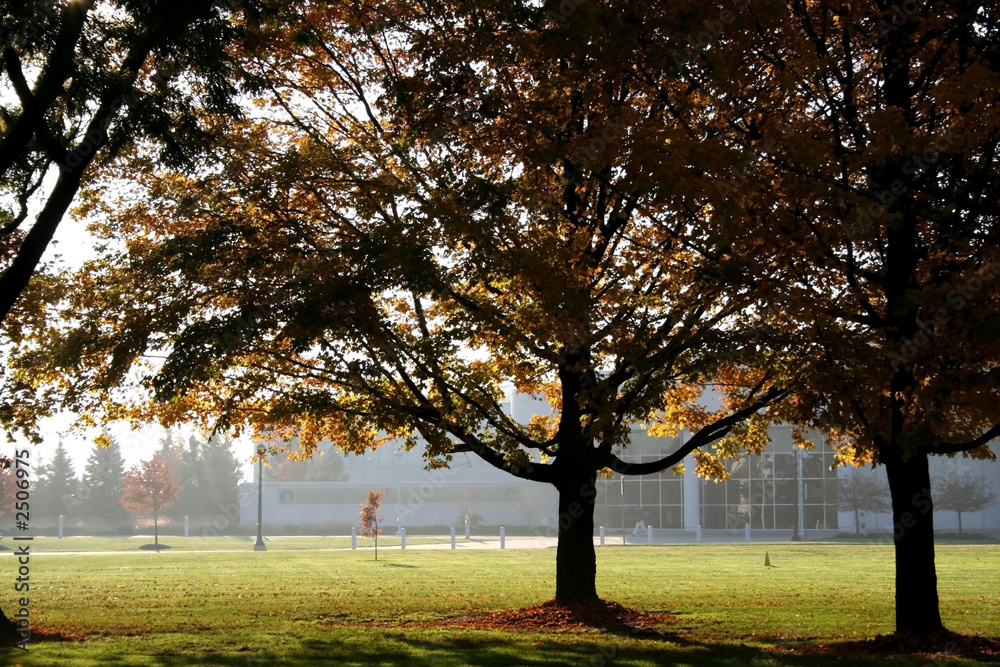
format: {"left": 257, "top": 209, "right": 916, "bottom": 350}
{"left": 119, "top": 453, "right": 180, "bottom": 548}
{"left": 35, "top": 441, "right": 79, "bottom": 522}
{"left": 359, "top": 488, "right": 385, "bottom": 561}
{"left": 837, "top": 469, "right": 891, "bottom": 535}
{"left": 0, "top": 0, "right": 265, "bottom": 327}
{"left": 0, "top": 456, "right": 14, "bottom": 521}
{"left": 682, "top": 0, "right": 1000, "bottom": 634}
{"left": 80, "top": 434, "right": 128, "bottom": 526}
{"left": 933, "top": 470, "right": 998, "bottom": 535}
{"left": 196, "top": 435, "right": 244, "bottom": 518}
{"left": 22, "top": 0, "right": 793, "bottom": 604}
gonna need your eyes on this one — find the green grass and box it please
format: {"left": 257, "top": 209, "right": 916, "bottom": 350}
{"left": 4, "top": 543, "right": 999, "bottom": 666}
{"left": 1, "top": 535, "right": 455, "bottom": 553}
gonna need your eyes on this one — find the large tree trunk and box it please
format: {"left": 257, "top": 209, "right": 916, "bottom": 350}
{"left": 0, "top": 606, "right": 17, "bottom": 646}
{"left": 554, "top": 473, "right": 599, "bottom": 603}
{"left": 957, "top": 512, "right": 963, "bottom": 536}
{"left": 854, "top": 508, "right": 860, "bottom": 535}
{"left": 884, "top": 451, "right": 944, "bottom": 634}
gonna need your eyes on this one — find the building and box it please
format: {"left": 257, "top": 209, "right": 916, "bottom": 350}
{"left": 239, "top": 395, "right": 1000, "bottom": 536}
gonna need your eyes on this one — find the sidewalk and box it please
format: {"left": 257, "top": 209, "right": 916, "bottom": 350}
{"left": 14, "top": 530, "right": 845, "bottom": 556}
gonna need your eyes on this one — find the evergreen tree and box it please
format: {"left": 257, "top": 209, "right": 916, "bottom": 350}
{"left": 198, "top": 435, "right": 242, "bottom": 517}
{"left": 37, "top": 443, "right": 80, "bottom": 521}
{"left": 156, "top": 434, "right": 187, "bottom": 520}
{"left": 81, "top": 436, "right": 128, "bottom": 527}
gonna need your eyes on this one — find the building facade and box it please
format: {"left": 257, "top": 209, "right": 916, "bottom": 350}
{"left": 239, "top": 396, "right": 1000, "bottom": 535}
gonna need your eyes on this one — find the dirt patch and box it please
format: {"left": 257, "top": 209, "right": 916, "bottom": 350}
{"left": 774, "top": 630, "right": 1000, "bottom": 661}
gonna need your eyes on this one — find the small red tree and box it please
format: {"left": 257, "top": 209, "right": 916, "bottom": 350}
{"left": 359, "top": 488, "right": 385, "bottom": 561}
{"left": 0, "top": 457, "right": 15, "bottom": 519}
{"left": 120, "top": 453, "right": 181, "bottom": 548}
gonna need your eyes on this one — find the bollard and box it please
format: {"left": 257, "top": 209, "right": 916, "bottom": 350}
{"left": 696, "top": 524, "right": 702, "bottom": 543}
{"left": 500, "top": 526, "right": 505, "bottom": 549}
{"left": 400, "top": 527, "right": 406, "bottom": 550}
{"left": 351, "top": 526, "right": 357, "bottom": 550}
{"left": 185, "top": 515, "right": 189, "bottom": 537}
{"left": 465, "top": 516, "right": 470, "bottom": 539}
{"left": 599, "top": 525, "right": 605, "bottom": 546}
{"left": 745, "top": 523, "right": 751, "bottom": 542}
{"left": 58, "top": 514, "right": 63, "bottom": 538}
{"left": 647, "top": 525, "right": 653, "bottom": 544}
{"left": 451, "top": 527, "right": 456, "bottom": 549}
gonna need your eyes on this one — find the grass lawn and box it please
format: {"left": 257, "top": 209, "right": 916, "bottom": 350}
{"left": 3, "top": 543, "right": 998, "bottom": 666}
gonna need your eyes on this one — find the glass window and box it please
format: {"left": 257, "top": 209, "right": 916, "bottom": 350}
{"left": 641, "top": 480, "right": 660, "bottom": 506}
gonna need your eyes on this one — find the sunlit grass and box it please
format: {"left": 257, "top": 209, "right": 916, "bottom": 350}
{"left": 4, "top": 543, "right": 998, "bottom": 666}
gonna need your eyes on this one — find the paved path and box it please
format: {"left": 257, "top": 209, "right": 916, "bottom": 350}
{"left": 6, "top": 536, "right": 560, "bottom": 556}
{"left": 5, "top": 529, "right": 858, "bottom": 556}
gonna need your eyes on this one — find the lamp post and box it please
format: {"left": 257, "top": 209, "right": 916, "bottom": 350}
{"left": 790, "top": 449, "right": 809, "bottom": 542}
{"left": 254, "top": 454, "right": 266, "bottom": 551}
{"left": 620, "top": 475, "right": 625, "bottom": 545}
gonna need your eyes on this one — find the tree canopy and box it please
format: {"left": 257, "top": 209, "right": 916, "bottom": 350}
{"left": 0, "top": 0, "right": 264, "bottom": 328}
{"left": 6, "top": 0, "right": 999, "bottom": 629}
{"left": 664, "top": 0, "right": 1000, "bottom": 633}
{"left": 14, "top": 0, "right": 795, "bottom": 602}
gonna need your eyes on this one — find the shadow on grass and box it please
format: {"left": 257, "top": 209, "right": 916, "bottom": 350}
{"left": 9, "top": 628, "right": 997, "bottom": 666}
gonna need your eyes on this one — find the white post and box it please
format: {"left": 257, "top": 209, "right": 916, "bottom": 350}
{"left": 351, "top": 526, "right": 357, "bottom": 550}
{"left": 647, "top": 524, "right": 653, "bottom": 544}
{"left": 400, "top": 527, "right": 406, "bottom": 550}
{"left": 745, "top": 523, "right": 751, "bottom": 542}
{"left": 599, "top": 525, "right": 605, "bottom": 546}
{"left": 797, "top": 451, "right": 807, "bottom": 540}
{"left": 500, "top": 526, "right": 505, "bottom": 549}
{"left": 696, "top": 524, "right": 702, "bottom": 543}
{"left": 58, "top": 514, "right": 63, "bottom": 538}
{"left": 184, "top": 515, "right": 189, "bottom": 537}
{"left": 450, "top": 526, "right": 456, "bottom": 549}
{"left": 465, "top": 516, "right": 470, "bottom": 539}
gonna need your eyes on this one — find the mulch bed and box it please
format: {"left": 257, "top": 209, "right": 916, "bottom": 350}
{"left": 323, "top": 598, "right": 678, "bottom": 635}
{"left": 445, "top": 599, "right": 678, "bottom": 633}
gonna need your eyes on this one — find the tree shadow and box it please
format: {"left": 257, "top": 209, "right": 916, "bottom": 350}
{"left": 7, "top": 628, "right": 999, "bottom": 666}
